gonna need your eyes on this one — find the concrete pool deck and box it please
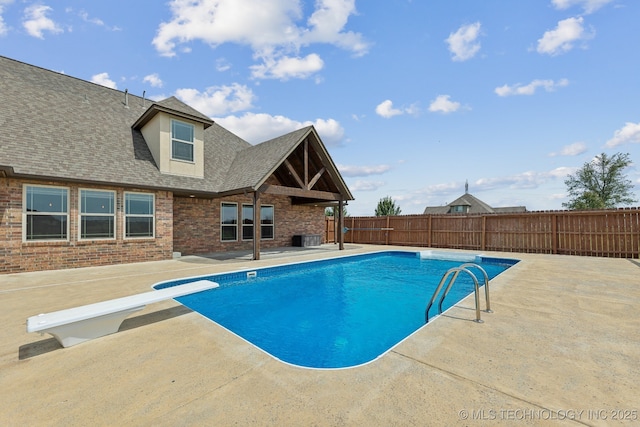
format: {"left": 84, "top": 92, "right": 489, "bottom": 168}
{"left": 1, "top": 244, "right": 639, "bottom": 426}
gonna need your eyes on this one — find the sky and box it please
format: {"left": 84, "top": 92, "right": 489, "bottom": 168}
{"left": 1, "top": 0, "right": 639, "bottom": 216}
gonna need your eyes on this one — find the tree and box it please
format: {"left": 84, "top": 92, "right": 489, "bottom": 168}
{"left": 375, "top": 196, "right": 402, "bottom": 216}
{"left": 563, "top": 152, "right": 637, "bottom": 210}
{"left": 325, "top": 206, "right": 349, "bottom": 217}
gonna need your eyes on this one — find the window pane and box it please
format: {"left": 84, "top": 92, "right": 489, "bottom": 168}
{"left": 242, "top": 205, "right": 253, "bottom": 224}
{"left": 242, "top": 225, "right": 253, "bottom": 240}
{"left": 172, "top": 140, "right": 193, "bottom": 162}
{"left": 126, "top": 194, "right": 154, "bottom": 215}
{"left": 261, "top": 206, "right": 274, "bottom": 224}
{"left": 261, "top": 225, "right": 274, "bottom": 239}
{"left": 26, "top": 186, "right": 67, "bottom": 213}
{"left": 27, "top": 215, "right": 67, "bottom": 240}
{"left": 221, "top": 225, "right": 237, "bottom": 241}
{"left": 172, "top": 121, "right": 194, "bottom": 142}
{"left": 82, "top": 216, "right": 114, "bottom": 239}
{"left": 81, "top": 190, "right": 114, "bottom": 214}
{"left": 221, "top": 204, "right": 237, "bottom": 225}
{"left": 126, "top": 217, "right": 153, "bottom": 238}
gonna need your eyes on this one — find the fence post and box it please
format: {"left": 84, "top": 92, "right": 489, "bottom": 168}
{"left": 552, "top": 213, "right": 558, "bottom": 254}
{"left": 481, "top": 216, "right": 487, "bottom": 251}
{"left": 386, "top": 216, "right": 390, "bottom": 245}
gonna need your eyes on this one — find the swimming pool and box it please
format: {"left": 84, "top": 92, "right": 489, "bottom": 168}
{"left": 155, "top": 251, "right": 517, "bottom": 369}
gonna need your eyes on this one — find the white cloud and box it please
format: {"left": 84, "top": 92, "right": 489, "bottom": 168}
{"left": 537, "top": 17, "right": 593, "bottom": 56}
{"left": 419, "top": 181, "right": 464, "bottom": 195}
{"left": 349, "top": 180, "right": 386, "bottom": 191}
{"left": 551, "top": 0, "right": 613, "bottom": 14}
{"left": 0, "top": 0, "right": 12, "bottom": 36}
{"left": 90, "top": 72, "right": 117, "bottom": 89}
{"left": 216, "top": 58, "right": 231, "bottom": 72}
{"left": 474, "top": 167, "right": 573, "bottom": 191}
{"left": 78, "top": 10, "right": 121, "bottom": 31}
{"left": 143, "top": 73, "right": 163, "bottom": 88}
{"left": 22, "top": 4, "right": 63, "bottom": 39}
{"left": 152, "top": 0, "right": 368, "bottom": 80}
{"left": 428, "top": 95, "right": 461, "bottom": 114}
{"left": 605, "top": 122, "right": 640, "bottom": 148}
{"left": 250, "top": 53, "right": 324, "bottom": 80}
{"left": 215, "top": 113, "right": 344, "bottom": 146}
{"left": 495, "top": 78, "right": 569, "bottom": 96}
{"left": 175, "top": 83, "right": 255, "bottom": 116}
{"left": 549, "top": 142, "right": 588, "bottom": 157}
{"left": 446, "top": 22, "right": 482, "bottom": 62}
{"left": 375, "top": 100, "right": 403, "bottom": 118}
{"left": 338, "top": 164, "right": 391, "bottom": 177}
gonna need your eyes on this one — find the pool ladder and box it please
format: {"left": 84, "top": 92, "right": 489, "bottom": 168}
{"left": 425, "top": 263, "right": 492, "bottom": 324}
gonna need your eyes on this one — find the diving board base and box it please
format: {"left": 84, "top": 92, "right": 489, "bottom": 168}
{"left": 41, "top": 306, "right": 145, "bottom": 348}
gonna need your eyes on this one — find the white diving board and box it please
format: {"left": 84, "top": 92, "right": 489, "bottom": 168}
{"left": 27, "top": 279, "right": 219, "bottom": 348}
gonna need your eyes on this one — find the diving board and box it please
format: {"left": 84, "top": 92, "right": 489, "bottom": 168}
{"left": 26, "top": 279, "right": 219, "bottom": 348}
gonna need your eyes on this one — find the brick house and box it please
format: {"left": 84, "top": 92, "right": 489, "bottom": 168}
{"left": 0, "top": 56, "right": 352, "bottom": 274}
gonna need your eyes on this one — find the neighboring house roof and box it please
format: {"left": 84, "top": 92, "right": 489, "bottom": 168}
{"left": 0, "top": 56, "right": 352, "bottom": 202}
{"left": 423, "top": 192, "right": 526, "bottom": 214}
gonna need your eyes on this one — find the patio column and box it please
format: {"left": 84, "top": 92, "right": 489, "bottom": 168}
{"left": 338, "top": 199, "right": 344, "bottom": 250}
{"left": 253, "top": 191, "right": 261, "bottom": 260}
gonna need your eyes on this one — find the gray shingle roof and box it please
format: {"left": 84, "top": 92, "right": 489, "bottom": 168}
{"left": 0, "top": 56, "right": 351, "bottom": 199}
{"left": 423, "top": 192, "right": 526, "bottom": 214}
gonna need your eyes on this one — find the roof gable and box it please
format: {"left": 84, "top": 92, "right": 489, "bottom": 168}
{"left": 423, "top": 192, "right": 527, "bottom": 214}
{"left": 132, "top": 96, "right": 214, "bottom": 130}
{"left": 221, "top": 126, "right": 353, "bottom": 201}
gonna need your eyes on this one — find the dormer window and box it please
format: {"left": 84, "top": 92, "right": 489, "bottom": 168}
{"left": 171, "top": 120, "right": 195, "bottom": 162}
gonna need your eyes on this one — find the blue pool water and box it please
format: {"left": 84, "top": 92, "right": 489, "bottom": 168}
{"left": 156, "top": 251, "right": 516, "bottom": 369}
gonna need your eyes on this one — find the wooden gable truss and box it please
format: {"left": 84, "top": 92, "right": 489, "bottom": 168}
{"left": 251, "top": 131, "right": 351, "bottom": 260}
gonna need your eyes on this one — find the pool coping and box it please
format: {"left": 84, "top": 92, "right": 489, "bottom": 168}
{"left": 2, "top": 244, "right": 639, "bottom": 425}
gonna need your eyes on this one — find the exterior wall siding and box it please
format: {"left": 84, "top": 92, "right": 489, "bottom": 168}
{"left": 173, "top": 194, "right": 326, "bottom": 255}
{"left": 0, "top": 178, "right": 173, "bottom": 274}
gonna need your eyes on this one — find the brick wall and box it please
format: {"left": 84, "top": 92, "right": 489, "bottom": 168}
{"left": 0, "top": 178, "right": 173, "bottom": 273}
{"left": 173, "top": 193, "right": 326, "bottom": 255}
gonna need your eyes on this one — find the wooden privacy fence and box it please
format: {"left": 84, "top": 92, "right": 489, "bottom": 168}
{"left": 325, "top": 208, "right": 640, "bottom": 258}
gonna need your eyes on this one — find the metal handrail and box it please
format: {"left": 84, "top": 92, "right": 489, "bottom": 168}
{"left": 458, "top": 263, "right": 492, "bottom": 313}
{"left": 425, "top": 266, "right": 486, "bottom": 324}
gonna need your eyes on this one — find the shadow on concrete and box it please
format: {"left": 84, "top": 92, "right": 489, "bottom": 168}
{"left": 175, "top": 244, "right": 360, "bottom": 264}
{"left": 18, "top": 305, "right": 192, "bottom": 360}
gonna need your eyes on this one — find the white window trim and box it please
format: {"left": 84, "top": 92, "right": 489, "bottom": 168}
{"left": 78, "top": 188, "right": 116, "bottom": 241}
{"left": 123, "top": 192, "right": 156, "bottom": 239}
{"left": 171, "top": 119, "right": 195, "bottom": 163}
{"left": 22, "top": 184, "right": 70, "bottom": 242}
{"left": 220, "top": 202, "right": 238, "bottom": 242}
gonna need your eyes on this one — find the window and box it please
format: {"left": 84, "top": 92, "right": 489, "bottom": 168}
{"left": 451, "top": 205, "right": 467, "bottom": 213}
{"left": 240, "top": 204, "right": 274, "bottom": 240}
{"left": 24, "top": 185, "right": 69, "bottom": 241}
{"left": 171, "top": 120, "right": 194, "bottom": 162}
{"left": 80, "top": 189, "right": 115, "bottom": 240}
{"left": 124, "top": 192, "right": 155, "bottom": 238}
{"left": 221, "top": 203, "right": 237, "bottom": 241}
{"left": 261, "top": 205, "right": 274, "bottom": 239}
{"left": 242, "top": 204, "right": 253, "bottom": 240}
